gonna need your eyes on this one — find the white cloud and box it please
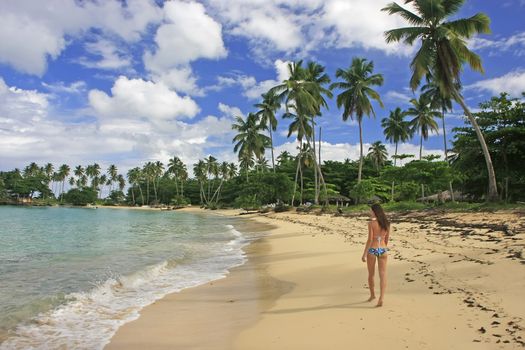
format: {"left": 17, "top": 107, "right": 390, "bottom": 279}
{"left": 384, "top": 90, "right": 413, "bottom": 104}
{"left": 466, "top": 69, "right": 525, "bottom": 97}
{"left": 41, "top": 81, "right": 87, "bottom": 95}
{"left": 0, "top": 0, "right": 161, "bottom": 76}
{"left": 88, "top": 76, "right": 200, "bottom": 121}
{"left": 213, "top": 59, "right": 290, "bottom": 99}
{"left": 144, "top": 1, "right": 226, "bottom": 71}
{"left": 151, "top": 66, "right": 203, "bottom": 96}
{"left": 218, "top": 103, "right": 244, "bottom": 119}
{"left": 320, "top": 0, "right": 413, "bottom": 55}
{"left": 205, "top": 0, "right": 412, "bottom": 58}
{"left": 469, "top": 32, "right": 525, "bottom": 56}
{"left": 274, "top": 140, "right": 443, "bottom": 162}
{"left": 0, "top": 77, "right": 234, "bottom": 173}
{"left": 77, "top": 39, "right": 132, "bottom": 70}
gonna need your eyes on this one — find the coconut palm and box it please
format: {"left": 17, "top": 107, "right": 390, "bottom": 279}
{"left": 405, "top": 95, "right": 440, "bottom": 160}
{"left": 167, "top": 156, "right": 183, "bottom": 196}
{"left": 382, "top": 0, "right": 498, "bottom": 201}
{"left": 421, "top": 80, "right": 453, "bottom": 159}
{"left": 232, "top": 113, "right": 270, "bottom": 182}
{"left": 367, "top": 141, "right": 389, "bottom": 172}
{"left": 304, "top": 61, "right": 333, "bottom": 204}
{"left": 58, "top": 164, "right": 70, "bottom": 201}
{"left": 255, "top": 90, "right": 280, "bottom": 172}
{"left": 330, "top": 57, "right": 384, "bottom": 183}
{"left": 381, "top": 108, "right": 413, "bottom": 166}
{"left": 270, "top": 60, "right": 333, "bottom": 205}
{"left": 255, "top": 157, "right": 270, "bottom": 173}
{"left": 193, "top": 160, "right": 207, "bottom": 204}
{"left": 127, "top": 167, "right": 144, "bottom": 205}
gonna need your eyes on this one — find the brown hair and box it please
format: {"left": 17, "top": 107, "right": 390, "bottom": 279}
{"left": 371, "top": 203, "right": 390, "bottom": 232}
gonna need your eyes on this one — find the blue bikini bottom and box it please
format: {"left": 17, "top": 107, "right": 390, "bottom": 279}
{"left": 368, "top": 247, "right": 388, "bottom": 257}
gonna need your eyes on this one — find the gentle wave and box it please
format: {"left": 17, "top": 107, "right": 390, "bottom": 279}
{"left": 1, "top": 225, "right": 248, "bottom": 350}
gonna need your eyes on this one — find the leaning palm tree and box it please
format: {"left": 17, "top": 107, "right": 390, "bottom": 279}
{"left": 405, "top": 95, "right": 440, "bottom": 160}
{"left": 255, "top": 90, "right": 280, "bottom": 172}
{"left": 367, "top": 141, "right": 389, "bottom": 173}
{"left": 382, "top": 0, "right": 498, "bottom": 201}
{"left": 330, "top": 57, "right": 384, "bottom": 183}
{"left": 381, "top": 107, "right": 413, "bottom": 165}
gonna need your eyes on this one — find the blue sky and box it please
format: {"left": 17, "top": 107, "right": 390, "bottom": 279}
{"left": 1, "top": 0, "right": 524, "bottom": 173}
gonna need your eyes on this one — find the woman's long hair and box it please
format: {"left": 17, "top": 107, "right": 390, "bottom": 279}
{"left": 371, "top": 203, "right": 390, "bottom": 231}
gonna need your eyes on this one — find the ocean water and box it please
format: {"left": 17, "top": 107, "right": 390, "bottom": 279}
{"left": 0, "top": 206, "right": 254, "bottom": 349}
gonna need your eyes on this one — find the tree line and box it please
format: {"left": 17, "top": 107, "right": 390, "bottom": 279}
{"left": 1, "top": 0, "right": 524, "bottom": 207}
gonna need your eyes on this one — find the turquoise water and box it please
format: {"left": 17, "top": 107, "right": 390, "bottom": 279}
{"left": 0, "top": 206, "right": 250, "bottom": 349}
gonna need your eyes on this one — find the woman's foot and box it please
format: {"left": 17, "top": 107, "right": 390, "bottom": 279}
{"left": 367, "top": 295, "right": 376, "bottom": 302}
{"left": 376, "top": 299, "right": 383, "bottom": 307}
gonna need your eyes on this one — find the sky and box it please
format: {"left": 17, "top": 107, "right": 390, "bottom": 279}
{"left": 1, "top": 0, "right": 524, "bottom": 174}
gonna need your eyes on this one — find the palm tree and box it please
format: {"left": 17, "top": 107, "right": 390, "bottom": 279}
{"left": 382, "top": 0, "right": 498, "bottom": 201}
{"left": 405, "top": 95, "right": 440, "bottom": 160}
{"left": 381, "top": 108, "right": 413, "bottom": 166}
{"left": 127, "top": 167, "right": 143, "bottom": 205}
{"left": 117, "top": 174, "right": 125, "bottom": 192}
{"left": 367, "top": 141, "right": 389, "bottom": 172}
{"left": 276, "top": 151, "right": 293, "bottom": 166}
{"left": 74, "top": 166, "right": 84, "bottom": 188}
{"left": 44, "top": 163, "right": 54, "bottom": 198}
{"left": 232, "top": 113, "right": 270, "bottom": 182}
{"left": 153, "top": 161, "right": 164, "bottom": 203}
{"left": 255, "top": 157, "right": 270, "bottom": 173}
{"left": 193, "top": 160, "right": 207, "bottom": 204}
{"left": 330, "top": 57, "right": 384, "bottom": 183}
{"left": 167, "top": 156, "right": 183, "bottom": 196}
{"left": 107, "top": 164, "right": 118, "bottom": 192}
{"left": 421, "top": 81, "right": 453, "bottom": 160}
{"left": 422, "top": 80, "right": 456, "bottom": 201}
{"left": 270, "top": 60, "right": 331, "bottom": 205}
{"left": 255, "top": 90, "right": 280, "bottom": 172}
{"left": 58, "top": 164, "right": 70, "bottom": 201}
{"left": 304, "top": 61, "right": 333, "bottom": 204}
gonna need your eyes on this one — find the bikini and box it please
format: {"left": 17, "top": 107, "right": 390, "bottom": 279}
{"left": 368, "top": 219, "right": 388, "bottom": 257}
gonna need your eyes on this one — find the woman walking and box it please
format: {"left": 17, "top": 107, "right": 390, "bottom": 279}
{"left": 361, "top": 203, "right": 390, "bottom": 307}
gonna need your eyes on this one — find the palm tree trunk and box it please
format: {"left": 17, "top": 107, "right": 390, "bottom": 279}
{"left": 442, "top": 107, "right": 448, "bottom": 160}
{"left": 358, "top": 119, "right": 363, "bottom": 183}
{"left": 138, "top": 185, "right": 144, "bottom": 206}
{"left": 291, "top": 141, "right": 302, "bottom": 206}
{"left": 419, "top": 131, "right": 423, "bottom": 160}
{"left": 311, "top": 120, "right": 319, "bottom": 205}
{"left": 269, "top": 127, "right": 275, "bottom": 173}
{"left": 394, "top": 142, "right": 398, "bottom": 167}
{"left": 299, "top": 163, "right": 304, "bottom": 205}
{"left": 455, "top": 93, "right": 498, "bottom": 201}
{"left": 131, "top": 187, "right": 135, "bottom": 205}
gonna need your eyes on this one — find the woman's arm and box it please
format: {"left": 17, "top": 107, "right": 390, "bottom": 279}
{"left": 362, "top": 222, "right": 373, "bottom": 262}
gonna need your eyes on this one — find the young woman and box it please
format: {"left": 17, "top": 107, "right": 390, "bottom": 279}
{"left": 361, "top": 203, "right": 390, "bottom": 307}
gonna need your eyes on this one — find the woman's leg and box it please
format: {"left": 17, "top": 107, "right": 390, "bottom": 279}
{"left": 366, "top": 254, "right": 376, "bottom": 301}
{"left": 377, "top": 254, "right": 388, "bottom": 306}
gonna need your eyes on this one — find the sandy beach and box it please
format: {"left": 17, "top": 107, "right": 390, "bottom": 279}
{"left": 107, "top": 208, "right": 525, "bottom": 349}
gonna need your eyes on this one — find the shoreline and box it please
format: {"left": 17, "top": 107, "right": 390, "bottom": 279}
{"left": 106, "top": 210, "right": 278, "bottom": 349}
{"left": 107, "top": 208, "right": 524, "bottom": 349}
